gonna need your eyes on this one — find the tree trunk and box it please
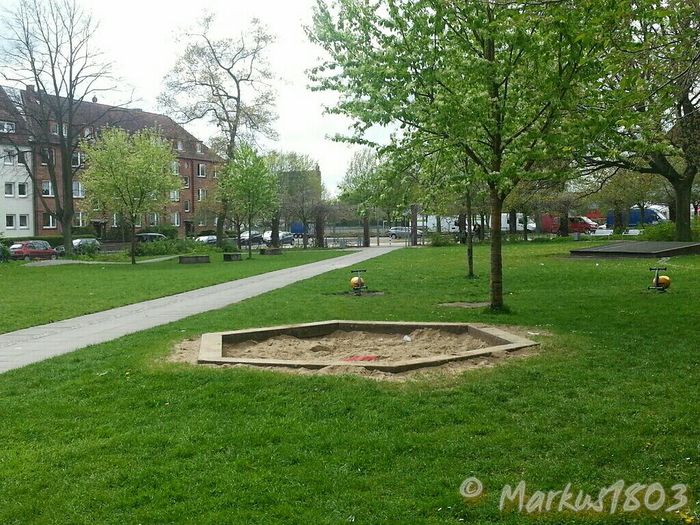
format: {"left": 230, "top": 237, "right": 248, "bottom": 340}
{"left": 489, "top": 187, "right": 504, "bottom": 309}
{"left": 466, "top": 190, "right": 474, "bottom": 278}
{"left": 479, "top": 214, "right": 486, "bottom": 241}
{"left": 508, "top": 210, "right": 517, "bottom": 234}
{"left": 130, "top": 223, "right": 136, "bottom": 265}
{"left": 613, "top": 208, "right": 625, "bottom": 234}
{"left": 362, "top": 214, "right": 370, "bottom": 247}
{"left": 436, "top": 215, "right": 442, "bottom": 233}
{"left": 410, "top": 204, "right": 419, "bottom": 246}
{"left": 315, "top": 210, "right": 325, "bottom": 248}
{"left": 671, "top": 178, "right": 693, "bottom": 241}
{"left": 302, "top": 220, "right": 309, "bottom": 249}
{"left": 457, "top": 213, "right": 466, "bottom": 244}
{"left": 558, "top": 212, "right": 569, "bottom": 237}
{"left": 523, "top": 213, "right": 528, "bottom": 241}
{"left": 271, "top": 212, "right": 280, "bottom": 248}
{"left": 216, "top": 209, "right": 226, "bottom": 247}
{"left": 235, "top": 220, "right": 242, "bottom": 249}
{"left": 247, "top": 217, "right": 252, "bottom": 259}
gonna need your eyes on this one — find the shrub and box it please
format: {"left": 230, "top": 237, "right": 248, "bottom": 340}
{"left": 0, "top": 243, "right": 9, "bottom": 262}
{"left": 139, "top": 225, "right": 179, "bottom": 239}
{"left": 429, "top": 232, "right": 456, "bottom": 247}
{"left": 642, "top": 220, "right": 700, "bottom": 241}
{"left": 134, "top": 238, "right": 215, "bottom": 256}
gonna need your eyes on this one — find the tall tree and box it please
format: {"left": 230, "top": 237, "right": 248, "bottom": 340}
{"left": 339, "top": 148, "right": 380, "bottom": 247}
{"left": 582, "top": 0, "right": 700, "bottom": 240}
{"left": 219, "top": 143, "right": 277, "bottom": 259}
{"left": 80, "top": 128, "right": 178, "bottom": 264}
{"left": 159, "top": 14, "right": 277, "bottom": 246}
{"left": 2, "top": 0, "right": 115, "bottom": 254}
{"left": 310, "top": 0, "right": 616, "bottom": 309}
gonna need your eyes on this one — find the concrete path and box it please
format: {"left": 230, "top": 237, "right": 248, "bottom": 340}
{"left": 0, "top": 247, "right": 400, "bottom": 374}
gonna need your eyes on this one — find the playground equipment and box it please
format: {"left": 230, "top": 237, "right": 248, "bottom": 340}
{"left": 648, "top": 267, "right": 671, "bottom": 292}
{"left": 350, "top": 269, "right": 367, "bottom": 295}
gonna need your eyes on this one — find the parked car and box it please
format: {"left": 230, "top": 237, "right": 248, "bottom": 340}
{"left": 73, "top": 238, "right": 101, "bottom": 253}
{"left": 134, "top": 233, "right": 167, "bottom": 243}
{"left": 239, "top": 231, "right": 264, "bottom": 246}
{"left": 386, "top": 226, "right": 423, "bottom": 240}
{"left": 540, "top": 215, "right": 598, "bottom": 234}
{"left": 9, "top": 240, "right": 58, "bottom": 261}
{"left": 195, "top": 235, "right": 218, "bottom": 245}
{"left": 262, "top": 231, "right": 295, "bottom": 246}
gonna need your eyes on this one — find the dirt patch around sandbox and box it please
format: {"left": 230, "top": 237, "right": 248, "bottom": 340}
{"left": 169, "top": 325, "right": 549, "bottom": 382}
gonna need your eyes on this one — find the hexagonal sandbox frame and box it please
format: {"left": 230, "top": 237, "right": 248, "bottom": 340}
{"left": 197, "top": 320, "right": 539, "bottom": 373}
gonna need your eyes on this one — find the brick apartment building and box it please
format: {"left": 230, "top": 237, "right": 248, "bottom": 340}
{"left": 0, "top": 85, "right": 220, "bottom": 239}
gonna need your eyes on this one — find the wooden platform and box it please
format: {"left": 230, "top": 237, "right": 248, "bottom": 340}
{"left": 570, "top": 241, "right": 700, "bottom": 258}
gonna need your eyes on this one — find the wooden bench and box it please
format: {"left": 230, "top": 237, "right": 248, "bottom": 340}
{"left": 179, "top": 255, "right": 210, "bottom": 264}
{"left": 223, "top": 252, "right": 242, "bottom": 261}
{"left": 259, "top": 248, "right": 283, "bottom": 255}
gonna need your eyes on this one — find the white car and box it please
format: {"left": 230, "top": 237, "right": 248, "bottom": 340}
{"left": 195, "top": 235, "right": 217, "bottom": 245}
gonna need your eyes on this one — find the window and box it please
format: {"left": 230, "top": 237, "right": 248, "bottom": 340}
{"left": 184, "top": 199, "right": 191, "bottom": 212}
{"left": 112, "top": 214, "right": 119, "bottom": 228}
{"left": 5, "top": 214, "right": 15, "bottom": 229}
{"left": 17, "top": 151, "right": 26, "bottom": 165}
{"left": 4, "top": 149, "right": 14, "bottom": 165}
{"left": 172, "top": 161, "right": 180, "bottom": 175}
{"left": 0, "top": 121, "right": 16, "bottom": 133}
{"left": 72, "top": 181, "right": 85, "bottom": 198}
{"left": 40, "top": 147, "right": 54, "bottom": 166}
{"left": 72, "top": 211, "right": 86, "bottom": 227}
{"left": 197, "top": 188, "right": 207, "bottom": 201}
{"left": 169, "top": 190, "right": 180, "bottom": 202}
{"left": 19, "top": 214, "right": 28, "bottom": 229}
{"left": 50, "top": 122, "right": 68, "bottom": 136}
{"left": 182, "top": 176, "right": 189, "bottom": 188}
{"left": 71, "top": 151, "right": 85, "bottom": 168}
{"left": 42, "top": 212, "right": 56, "bottom": 229}
{"left": 4, "top": 182, "right": 13, "bottom": 197}
{"left": 197, "top": 163, "right": 206, "bottom": 177}
{"left": 17, "top": 182, "right": 27, "bottom": 197}
{"left": 134, "top": 215, "right": 142, "bottom": 227}
{"left": 176, "top": 140, "right": 183, "bottom": 151}
{"left": 41, "top": 180, "right": 54, "bottom": 197}
{"left": 83, "top": 127, "right": 93, "bottom": 138}
{"left": 196, "top": 142, "right": 203, "bottom": 153}
{"left": 148, "top": 213, "right": 159, "bottom": 226}
{"left": 213, "top": 167, "right": 218, "bottom": 179}
{"left": 170, "top": 212, "right": 180, "bottom": 227}
{"left": 198, "top": 217, "right": 205, "bottom": 227}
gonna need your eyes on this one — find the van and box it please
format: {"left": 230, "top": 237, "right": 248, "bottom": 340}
{"left": 605, "top": 208, "right": 666, "bottom": 228}
{"left": 501, "top": 213, "right": 536, "bottom": 232}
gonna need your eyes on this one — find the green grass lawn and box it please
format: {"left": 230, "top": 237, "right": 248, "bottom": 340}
{"left": 0, "top": 249, "right": 345, "bottom": 334}
{"left": 0, "top": 241, "right": 698, "bottom": 524}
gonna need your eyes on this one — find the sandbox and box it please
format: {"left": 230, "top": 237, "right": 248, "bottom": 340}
{"left": 197, "top": 320, "right": 538, "bottom": 373}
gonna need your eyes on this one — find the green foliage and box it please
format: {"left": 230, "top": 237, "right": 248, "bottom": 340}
{"left": 140, "top": 225, "right": 179, "bottom": 240}
{"left": 81, "top": 127, "right": 179, "bottom": 228}
{"left": 0, "top": 243, "right": 9, "bottom": 262}
{"left": 428, "top": 232, "right": 456, "bottom": 247}
{"left": 642, "top": 219, "right": 700, "bottom": 241}
{"left": 134, "top": 238, "right": 211, "bottom": 257}
{"left": 0, "top": 235, "right": 64, "bottom": 247}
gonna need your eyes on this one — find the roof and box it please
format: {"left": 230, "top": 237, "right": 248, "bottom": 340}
{"left": 0, "top": 85, "right": 221, "bottom": 162}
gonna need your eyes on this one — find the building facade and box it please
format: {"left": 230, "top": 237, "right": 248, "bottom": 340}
{"left": 0, "top": 85, "right": 220, "bottom": 240}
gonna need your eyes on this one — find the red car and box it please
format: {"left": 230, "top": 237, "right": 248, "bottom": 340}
{"left": 9, "top": 240, "right": 58, "bottom": 261}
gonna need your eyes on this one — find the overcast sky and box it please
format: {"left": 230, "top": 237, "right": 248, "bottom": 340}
{"left": 83, "top": 0, "right": 364, "bottom": 194}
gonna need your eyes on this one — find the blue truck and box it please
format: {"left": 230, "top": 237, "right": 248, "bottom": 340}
{"left": 606, "top": 207, "right": 666, "bottom": 228}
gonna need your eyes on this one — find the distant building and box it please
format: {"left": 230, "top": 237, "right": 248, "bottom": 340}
{"left": 0, "top": 85, "right": 221, "bottom": 239}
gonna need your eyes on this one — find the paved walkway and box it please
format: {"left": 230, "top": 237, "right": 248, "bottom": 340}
{"left": 0, "top": 247, "right": 400, "bottom": 373}
{"left": 25, "top": 255, "right": 179, "bottom": 267}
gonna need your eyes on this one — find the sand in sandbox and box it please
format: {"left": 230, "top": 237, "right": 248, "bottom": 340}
{"left": 222, "top": 329, "right": 487, "bottom": 363}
